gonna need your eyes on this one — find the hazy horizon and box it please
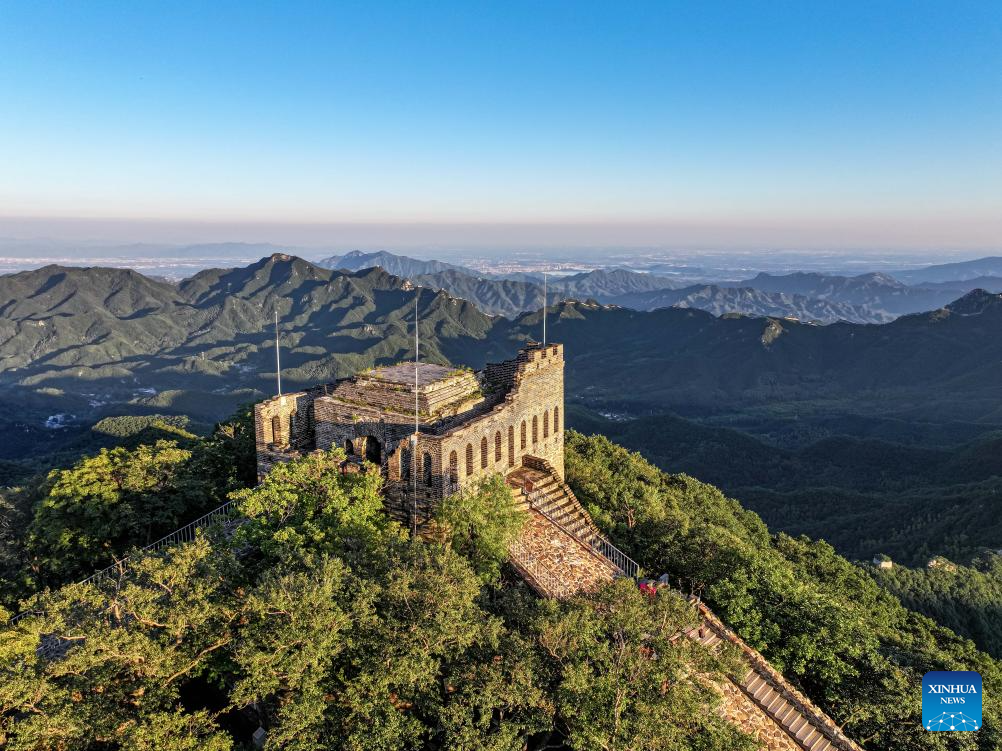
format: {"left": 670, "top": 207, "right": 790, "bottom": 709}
{"left": 0, "top": 215, "right": 997, "bottom": 259}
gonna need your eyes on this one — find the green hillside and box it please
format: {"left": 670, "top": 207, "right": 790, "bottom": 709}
{"left": 3, "top": 428, "right": 1001, "bottom": 749}
{"left": 566, "top": 407, "right": 1002, "bottom": 566}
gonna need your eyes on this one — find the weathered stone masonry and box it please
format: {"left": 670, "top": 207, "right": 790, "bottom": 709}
{"left": 255, "top": 342, "right": 566, "bottom": 524}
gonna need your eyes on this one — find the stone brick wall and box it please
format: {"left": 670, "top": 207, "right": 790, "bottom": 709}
{"left": 254, "top": 384, "right": 330, "bottom": 478}
{"left": 254, "top": 343, "right": 567, "bottom": 524}
{"left": 437, "top": 343, "right": 565, "bottom": 491}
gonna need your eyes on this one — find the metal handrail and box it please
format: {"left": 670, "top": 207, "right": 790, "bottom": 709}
{"left": 508, "top": 537, "right": 574, "bottom": 599}
{"left": 523, "top": 489, "right": 639, "bottom": 579}
{"left": 589, "top": 536, "right": 639, "bottom": 578}
{"left": 78, "top": 498, "right": 243, "bottom": 587}
{"left": 9, "top": 498, "right": 244, "bottom": 626}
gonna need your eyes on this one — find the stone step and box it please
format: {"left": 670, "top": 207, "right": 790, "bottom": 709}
{"left": 799, "top": 726, "right": 820, "bottom": 745}
{"left": 510, "top": 510, "right": 617, "bottom": 599}
{"left": 776, "top": 703, "right": 798, "bottom": 725}
{"left": 752, "top": 681, "right": 773, "bottom": 701}
{"left": 766, "top": 693, "right": 787, "bottom": 714}
{"left": 788, "top": 715, "right": 808, "bottom": 736}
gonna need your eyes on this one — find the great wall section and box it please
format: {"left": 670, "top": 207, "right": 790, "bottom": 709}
{"left": 251, "top": 341, "right": 864, "bottom": 751}
{"left": 11, "top": 342, "right": 865, "bottom": 750}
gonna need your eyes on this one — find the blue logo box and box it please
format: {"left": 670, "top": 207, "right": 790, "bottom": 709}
{"left": 923, "top": 671, "right": 982, "bottom": 731}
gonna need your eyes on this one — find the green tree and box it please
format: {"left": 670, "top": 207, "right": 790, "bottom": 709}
{"left": 433, "top": 474, "right": 527, "bottom": 584}
{"left": 564, "top": 429, "right": 1002, "bottom": 751}
{"left": 530, "top": 579, "right": 756, "bottom": 751}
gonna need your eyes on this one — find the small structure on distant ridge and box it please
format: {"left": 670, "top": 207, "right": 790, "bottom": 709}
{"left": 872, "top": 554, "right": 893, "bottom": 570}
{"left": 926, "top": 556, "right": 957, "bottom": 571}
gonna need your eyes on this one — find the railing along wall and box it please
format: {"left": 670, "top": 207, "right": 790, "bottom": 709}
{"left": 9, "top": 498, "right": 243, "bottom": 625}
{"left": 523, "top": 487, "right": 640, "bottom": 579}
{"left": 79, "top": 499, "right": 243, "bottom": 587}
{"left": 693, "top": 599, "right": 863, "bottom": 751}
{"left": 508, "top": 536, "right": 575, "bottom": 599}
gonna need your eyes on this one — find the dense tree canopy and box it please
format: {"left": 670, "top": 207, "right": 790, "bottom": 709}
{"left": 1, "top": 446, "right": 752, "bottom": 751}
{"left": 0, "top": 411, "right": 255, "bottom": 603}
{"left": 4, "top": 417, "right": 1002, "bottom": 749}
{"left": 566, "top": 430, "right": 1002, "bottom": 751}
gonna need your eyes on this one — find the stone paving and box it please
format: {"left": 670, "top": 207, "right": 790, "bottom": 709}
{"left": 510, "top": 509, "right": 617, "bottom": 598}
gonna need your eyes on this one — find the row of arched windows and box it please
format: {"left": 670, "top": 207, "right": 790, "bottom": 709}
{"left": 449, "top": 406, "right": 561, "bottom": 480}
{"left": 396, "top": 406, "right": 562, "bottom": 488}
{"left": 401, "top": 447, "right": 435, "bottom": 487}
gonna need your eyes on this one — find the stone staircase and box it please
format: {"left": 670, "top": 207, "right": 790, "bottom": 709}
{"left": 687, "top": 600, "right": 863, "bottom": 751}
{"left": 508, "top": 510, "right": 618, "bottom": 599}
{"left": 508, "top": 460, "right": 602, "bottom": 543}
{"left": 505, "top": 458, "right": 637, "bottom": 598}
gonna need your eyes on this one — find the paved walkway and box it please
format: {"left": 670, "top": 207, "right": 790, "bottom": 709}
{"left": 510, "top": 509, "right": 617, "bottom": 598}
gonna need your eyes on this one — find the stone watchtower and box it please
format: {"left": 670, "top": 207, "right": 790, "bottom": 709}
{"left": 254, "top": 342, "right": 566, "bottom": 523}
{"left": 255, "top": 343, "right": 629, "bottom": 599}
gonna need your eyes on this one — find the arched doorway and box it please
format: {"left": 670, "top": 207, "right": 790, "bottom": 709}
{"left": 423, "top": 452, "right": 433, "bottom": 486}
{"left": 360, "top": 436, "right": 381, "bottom": 466}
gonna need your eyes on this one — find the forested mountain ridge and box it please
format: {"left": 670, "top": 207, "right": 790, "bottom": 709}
{"left": 607, "top": 283, "right": 882, "bottom": 322}
{"left": 317, "top": 249, "right": 477, "bottom": 278}
{"left": 5, "top": 256, "right": 1002, "bottom": 466}
{"left": 317, "top": 249, "right": 1002, "bottom": 322}
{"left": 566, "top": 407, "right": 1002, "bottom": 564}
{"left": 0, "top": 254, "right": 496, "bottom": 387}
{"left": 727, "top": 270, "right": 956, "bottom": 315}
{"left": 399, "top": 267, "right": 682, "bottom": 317}
{"left": 530, "top": 291, "right": 1002, "bottom": 425}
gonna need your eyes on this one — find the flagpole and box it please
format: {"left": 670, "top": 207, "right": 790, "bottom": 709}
{"left": 542, "top": 271, "right": 547, "bottom": 347}
{"left": 412, "top": 289, "right": 420, "bottom": 536}
{"left": 274, "top": 310, "right": 282, "bottom": 397}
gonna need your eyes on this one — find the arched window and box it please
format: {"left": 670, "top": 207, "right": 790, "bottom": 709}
{"left": 271, "top": 415, "right": 283, "bottom": 445}
{"left": 494, "top": 431, "right": 502, "bottom": 463}
{"left": 553, "top": 406, "right": 560, "bottom": 434}
{"left": 401, "top": 446, "right": 411, "bottom": 481}
{"left": 543, "top": 409, "right": 549, "bottom": 439}
{"left": 465, "top": 443, "right": 473, "bottom": 476}
{"left": 532, "top": 415, "right": 538, "bottom": 444}
{"left": 507, "top": 425, "right": 515, "bottom": 467}
{"left": 449, "top": 450, "right": 458, "bottom": 482}
{"left": 344, "top": 438, "right": 354, "bottom": 455}
{"left": 481, "top": 436, "right": 488, "bottom": 469}
{"left": 520, "top": 420, "right": 527, "bottom": 449}
{"left": 423, "top": 452, "right": 433, "bottom": 487}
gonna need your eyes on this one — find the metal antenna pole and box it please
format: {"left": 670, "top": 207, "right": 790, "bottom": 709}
{"left": 274, "top": 310, "right": 282, "bottom": 397}
{"left": 542, "top": 271, "right": 547, "bottom": 347}
{"left": 412, "top": 289, "right": 420, "bottom": 536}
{"left": 415, "top": 289, "right": 420, "bottom": 435}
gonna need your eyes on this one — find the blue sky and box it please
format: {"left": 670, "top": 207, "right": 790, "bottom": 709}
{"left": 0, "top": 1, "right": 999, "bottom": 249}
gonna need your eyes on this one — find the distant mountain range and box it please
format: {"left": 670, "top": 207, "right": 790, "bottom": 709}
{"left": 537, "top": 288, "right": 1002, "bottom": 425}
{"left": 726, "top": 271, "right": 948, "bottom": 313}
{"left": 889, "top": 256, "right": 1002, "bottom": 284}
{"left": 318, "top": 249, "right": 477, "bottom": 278}
{"left": 3, "top": 254, "right": 1002, "bottom": 453}
{"left": 606, "top": 284, "right": 884, "bottom": 323}
{"left": 319, "top": 249, "right": 1002, "bottom": 323}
